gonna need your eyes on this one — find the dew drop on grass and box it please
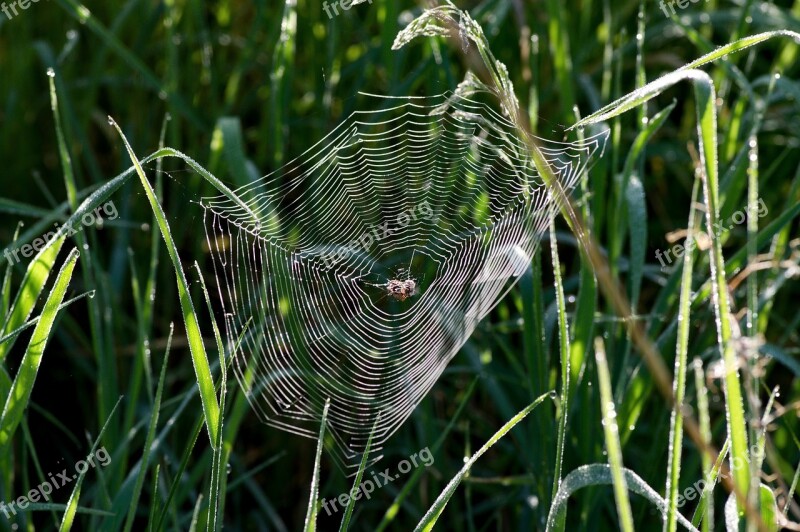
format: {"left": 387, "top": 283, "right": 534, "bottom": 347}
{"left": 108, "top": 116, "right": 116, "bottom": 126}
{"left": 77, "top": 6, "right": 91, "bottom": 23}
{"left": 46, "top": 67, "right": 55, "bottom": 78}
{"left": 549, "top": 390, "right": 558, "bottom": 400}
{"left": 227, "top": 463, "right": 232, "bottom": 475}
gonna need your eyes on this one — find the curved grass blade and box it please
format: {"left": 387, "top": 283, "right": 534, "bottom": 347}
{"left": 108, "top": 118, "right": 220, "bottom": 448}
{"left": 565, "top": 57, "right": 755, "bottom": 517}
{"left": 546, "top": 464, "right": 699, "bottom": 532}
{"left": 571, "top": 31, "right": 800, "bottom": 130}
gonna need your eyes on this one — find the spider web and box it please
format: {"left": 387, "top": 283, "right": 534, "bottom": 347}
{"left": 201, "top": 91, "right": 607, "bottom": 471}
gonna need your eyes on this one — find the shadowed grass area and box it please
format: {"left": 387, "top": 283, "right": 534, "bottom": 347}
{"left": 1, "top": 0, "right": 800, "bottom": 530}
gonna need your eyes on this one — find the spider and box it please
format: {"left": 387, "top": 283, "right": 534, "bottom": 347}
{"left": 385, "top": 278, "right": 417, "bottom": 301}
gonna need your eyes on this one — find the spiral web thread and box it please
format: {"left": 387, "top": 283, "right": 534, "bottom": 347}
{"left": 201, "top": 92, "right": 607, "bottom": 471}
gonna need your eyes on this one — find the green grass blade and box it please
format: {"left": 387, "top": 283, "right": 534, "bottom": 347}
{"left": 0, "top": 247, "right": 79, "bottom": 452}
{"left": 693, "top": 78, "right": 750, "bottom": 509}
{"left": 572, "top": 31, "right": 800, "bottom": 130}
{"left": 59, "top": 396, "right": 123, "bottom": 531}
{"left": 304, "top": 398, "right": 331, "bottom": 532}
{"left": 594, "top": 337, "right": 634, "bottom": 532}
{"left": 665, "top": 177, "right": 701, "bottom": 532}
{"left": 414, "top": 391, "right": 552, "bottom": 531}
{"left": 108, "top": 118, "right": 221, "bottom": 448}
{"left": 549, "top": 215, "right": 571, "bottom": 503}
{"left": 339, "top": 417, "right": 379, "bottom": 531}
{"left": 122, "top": 324, "right": 173, "bottom": 532}
{"left": 0, "top": 234, "right": 66, "bottom": 364}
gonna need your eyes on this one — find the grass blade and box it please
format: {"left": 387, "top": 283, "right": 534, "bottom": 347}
{"left": 304, "top": 398, "right": 331, "bottom": 532}
{"left": 594, "top": 337, "right": 634, "bottom": 532}
{"left": 0, "top": 247, "right": 79, "bottom": 452}
{"left": 59, "top": 396, "right": 123, "bottom": 531}
{"left": 339, "top": 417, "right": 379, "bottom": 531}
{"left": 122, "top": 324, "right": 173, "bottom": 532}
{"left": 666, "top": 177, "right": 701, "bottom": 532}
{"left": 414, "top": 391, "right": 552, "bottom": 531}
{"left": 108, "top": 118, "right": 221, "bottom": 448}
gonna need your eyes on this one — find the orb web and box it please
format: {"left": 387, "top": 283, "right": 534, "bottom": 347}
{"left": 201, "top": 91, "right": 607, "bottom": 471}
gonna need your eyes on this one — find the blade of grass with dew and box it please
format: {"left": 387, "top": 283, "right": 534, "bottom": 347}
{"left": 146, "top": 463, "right": 161, "bottom": 532}
{"left": 693, "top": 76, "right": 751, "bottom": 512}
{"left": 339, "top": 417, "right": 379, "bottom": 531}
{"left": 0, "top": 247, "right": 79, "bottom": 452}
{"left": 594, "top": 337, "right": 634, "bottom": 532}
{"left": 122, "top": 323, "right": 173, "bottom": 532}
{"left": 572, "top": 31, "right": 800, "bottom": 130}
{"left": 108, "top": 118, "right": 220, "bottom": 447}
{"left": 0, "top": 233, "right": 66, "bottom": 364}
{"left": 547, "top": 464, "right": 700, "bottom": 532}
{"left": 120, "top": 112, "right": 170, "bottom": 453}
{"left": 413, "top": 391, "right": 553, "bottom": 531}
{"left": 304, "top": 399, "right": 331, "bottom": 532}
{"left": 0, "top": 292, "right": 94, "bottom": 346}
{"left": 693, "top": 358, "right": 716, "bottom": 532}
{"left": 59, "top": 395, "right": 123, "bottom": 532}
{"left": 692, "top": 438, "right": 731, "bottom": 530}
{"left": 549, "top": 214, "right": 571, "bottom": 504}
{"left": 666, "top": 177, "right": 701, "bottom": 532}
{"left": 196, "top": 260, "right": 229, "bottom": 532}
{"left": 48, "top": 68, "right": 118, "bottom": 457}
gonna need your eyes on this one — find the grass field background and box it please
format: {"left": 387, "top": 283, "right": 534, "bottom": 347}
{"left": 1, "top": 0, "right": 800, "bottom": 530}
